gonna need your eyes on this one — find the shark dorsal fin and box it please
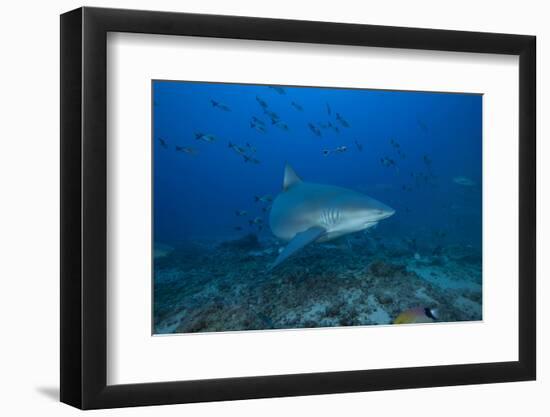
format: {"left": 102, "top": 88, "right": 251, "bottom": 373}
{"left": 284, "top": 163, "right": 302, "bottom": 191}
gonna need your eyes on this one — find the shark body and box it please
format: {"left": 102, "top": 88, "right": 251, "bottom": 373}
{"left": 269, "top": 164, "right": 395, "bottom": 269}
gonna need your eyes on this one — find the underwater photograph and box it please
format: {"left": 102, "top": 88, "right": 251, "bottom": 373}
{"left": 152, "top": 80, "right": 482, "bottom": 334}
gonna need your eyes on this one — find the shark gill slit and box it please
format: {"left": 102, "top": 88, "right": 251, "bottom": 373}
{"left": 321, "top": 208, "right": 341, "bottom": 228}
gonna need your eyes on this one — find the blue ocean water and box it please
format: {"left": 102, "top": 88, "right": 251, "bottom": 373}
{"left": 152, "top": 80, "right": 482, "bottom": 334}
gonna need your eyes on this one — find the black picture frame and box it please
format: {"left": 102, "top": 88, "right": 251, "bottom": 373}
{"left": 60, "top": 6, "right": 536, "bottom": 410}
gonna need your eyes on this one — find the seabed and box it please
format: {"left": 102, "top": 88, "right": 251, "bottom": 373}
{"left": 153, "top": 232, "right": 482, "bottom": 334}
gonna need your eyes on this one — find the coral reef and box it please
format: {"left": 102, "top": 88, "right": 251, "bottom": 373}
{"left": 154, "top": 234, "right": 482, "bottom": 334}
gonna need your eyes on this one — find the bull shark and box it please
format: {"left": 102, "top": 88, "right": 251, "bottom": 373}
{"left": 269, "top": 164, "right": 395, "bottom": 269}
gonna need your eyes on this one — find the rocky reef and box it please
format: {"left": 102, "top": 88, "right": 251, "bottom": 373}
{"left": 154, "top": 233, "right": 482, "bottom": 334}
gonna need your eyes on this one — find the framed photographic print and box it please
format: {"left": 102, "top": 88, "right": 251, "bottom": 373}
{"left": 60, "top": 7, "right": 536, "bottom": 409}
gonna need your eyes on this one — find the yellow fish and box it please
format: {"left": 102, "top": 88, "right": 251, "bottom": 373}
{"left": 393, "top": 307, "right": 438, "bottom": 324}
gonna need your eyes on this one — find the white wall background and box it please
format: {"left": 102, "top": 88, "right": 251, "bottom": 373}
{"left": 0, "top": 0, "right": 545, "bottom": 415}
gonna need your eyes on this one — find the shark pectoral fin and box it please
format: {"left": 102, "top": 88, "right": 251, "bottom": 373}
{"left": 269, "top": 226, "right": 326, "bottom": 270}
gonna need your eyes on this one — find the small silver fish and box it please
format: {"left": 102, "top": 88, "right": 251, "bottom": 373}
{"left": 246, "top": 142, "right": 257, "bottom": 153}
{"left": 256, "top": 96, "right": 268, "bottom": 109}
{"left": 250, "top": 122, "right": 267, "bottom": 134}
{"left": 243, "top": 155, "right": 260, "bottom": 164}
{"left": 322, "top": 146, "right": 347, "bottom": 156}
{"left": 228, "top": 142, "right": 246, "bottom": 155}
{"left": 175, "top": 145, "right": 197, "bottom": 155}
{"left": 252, "top": 116, "right": 266, "bottom": 126}
{"left": 381, "top": 157, "right": 395, "bottom": 167}
{"left": 264, "top": 109, "right": 280, "bottom": 122}
{"left": 255, "top": 195, "right": 273, "bottom": 203}
{"left": 308, "top": 123, "right": 322, "bottom": 137}
{"left": 195, "top": 132, "right": 216, "bottom": 142}
{"left": 268, "top": 86, "right": 286, "bottom": 95}
{"left": 274, "top": 121, "right": 289, "bottom": 131}
{"left": 453, "top": 176, "right": 476, "bottom": 187}
{"left": 417, "top": 117, "right": 428, "bottom": 133}
{"left": 336, "top": 146, "right": 347, "bottom": 153}
{"left": 210, "top": 99, "right": 231, "bottom": 112}
{"left": 249, "top": 217, "right": 264, "bottom": 225}
{"left": 336, "top": 113, "right": 350, "bottom": 128}
{"left": 291, "top": 101, "right": 303, "bottom": 111}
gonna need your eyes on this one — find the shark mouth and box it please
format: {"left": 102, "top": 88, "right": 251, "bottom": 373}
{"left": 364, "top": 221, "right": 379, "bottom": 229}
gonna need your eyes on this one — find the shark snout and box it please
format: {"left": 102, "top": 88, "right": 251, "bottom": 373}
{"left": 382, "top": 207, "right": 396, "bottom": 219}
{"left": 373, "top": 205, "right": 395, "bottom": 221}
